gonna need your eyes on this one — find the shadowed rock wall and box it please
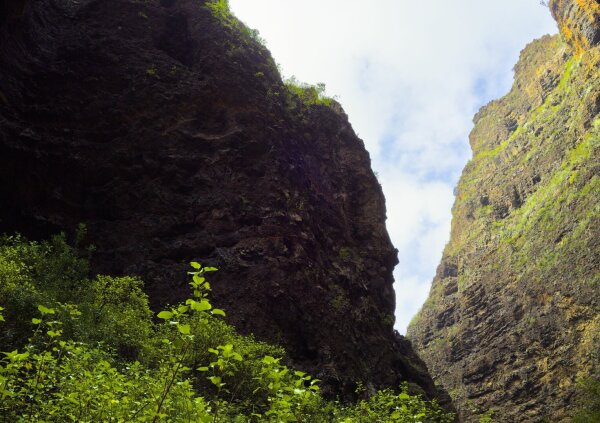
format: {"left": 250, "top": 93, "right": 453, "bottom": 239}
{"left": 0, "top": 0, "right": 449, "bottom": 404}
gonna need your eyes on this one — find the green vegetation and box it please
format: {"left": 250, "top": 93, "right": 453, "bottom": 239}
{"left": 205, "top": 0, "right": 265, "bottom": 45}
{"left": 573, "top": 377, "right": 600, "bottom": 423}
{"left": 408, "top": 312, "right": 421, "bottom": 328}
{"left": 203, "top": 0, "right": 339, "bottom": 111}
{"left": 0, "top": 234, "right": 454, "bottom": 421}
{"left": 500, "top": 129, "right": 599, "bottom": 276}
{"left": 205, "top": 0, "right": 231, "bottom": 22}
{"left": 146, "top": 65, "right": 157, "bottom": 77}
{"left": 284, "top": 76, "right": 336, "bottom": 107}
{"left": 446, "top": 50, "right": 599, "bottom": 265}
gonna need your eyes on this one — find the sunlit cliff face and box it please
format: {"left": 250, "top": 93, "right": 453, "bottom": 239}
{"left": 550, "top": 0, "right": 600, "bottom": 54}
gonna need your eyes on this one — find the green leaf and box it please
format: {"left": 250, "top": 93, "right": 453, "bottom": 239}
{"left": 262, "top": 356, "right": 277, "bottom": 364}
{"left": 208, "top": 376, "right": 222, "bottom": 386}
{"left": 6, "top": 350, "right": 29, "bottom": 361}
{"left": 177, "top": 324, "right": 191, "bottom": 335}
{"left": 204, "top": 267, "right": 218, "bottom": 272}
{"left": 192, "top": 300, "right": 212, "bottom": 312}
{"left": 38, "top": 305, "right": 55, "bottom": 315}
{"left": 157, "top": 311, "right": 174, "bottom": 320}
{"left": 190, "top": 262, "right": 201, "bottom": 269}
{"left": 31, "top": 318, "right": 42, "bottom": 324}
{"left": 211, "top": 309, "right": 226, "bottom": 316}
{"left": 197, "top": 366, "right": 209, "bottom": 372}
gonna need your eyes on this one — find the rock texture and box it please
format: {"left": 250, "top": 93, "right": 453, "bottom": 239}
{"left": 0, "top": 0, "right": 448, "bottom": 403}
{"left": 551, "top": 0, "right": 600, "bottom": 55}
{"left": 408, "top": 4, "right": 600, "bottom": 422}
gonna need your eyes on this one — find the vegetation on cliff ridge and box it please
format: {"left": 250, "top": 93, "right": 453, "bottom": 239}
{"left": 206, "top": 0, "right": 337, "bottom": 109}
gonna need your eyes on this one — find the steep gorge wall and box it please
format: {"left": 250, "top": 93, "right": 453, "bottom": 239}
{"left": 408, "top": 1, "right": 600, "bottom": 421}
{"left": 0, "top": 0, "right": 448, "bottom": 403}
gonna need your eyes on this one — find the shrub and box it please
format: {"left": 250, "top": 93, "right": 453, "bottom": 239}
{"left": 285, "top": 76, "right": 336, "bottom": 107}
{"left": 0, "top": 234, "right": 456, "bottom": 422}
{"left": 77, "top": 275, "right": 153, "bottom": 359}
{"left": 335, "top": 385, "right": 455, "bottom": 423}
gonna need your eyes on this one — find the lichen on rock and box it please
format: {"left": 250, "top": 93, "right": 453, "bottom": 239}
{"left": 551, "top": 0, "right": 600, "bottom": 54}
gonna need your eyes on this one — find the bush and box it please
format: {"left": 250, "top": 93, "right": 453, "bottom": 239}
{"left": 285, "top": 76, "right": 336, "bottom": 107}
{"left": 334, "top": 385, "right": 455, "bottom": 423}
{"left": 0, "top": 234, "right": 153, "bottom": 360}
{"left": 0, "top": 234, "right": 456, "bottom": 422}
{"left": 77, "top": 275, "right": 153, "bottom": 359}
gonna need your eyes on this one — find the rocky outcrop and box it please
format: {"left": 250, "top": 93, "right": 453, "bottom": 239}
{"left": 0, "top": 0, "right": 449, "bottom": 404}
{"left": 551, "top": 0, "right": 600, "bottom": 54}
{"left": 408, "top": 6, "right": 600, "bottom": 423}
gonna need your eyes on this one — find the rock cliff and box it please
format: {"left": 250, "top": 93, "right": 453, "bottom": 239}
{"left": 551, "top": 0, "right": 600, "bottom": 55}
{"left": 0, "top": 0, "right": 448, "bottom": 403}
{"left": 408, "top": 1, "right": 600, "bottom": 421}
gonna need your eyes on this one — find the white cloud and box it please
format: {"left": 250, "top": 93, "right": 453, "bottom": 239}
{"left": 376, "top": 167, "right": 454, "bottom": 331}
{"left": 228, "top": 0, "right": 557, "bottom": 333}
{"left": 394, "top": 275, "right": 433, "bottom": 330}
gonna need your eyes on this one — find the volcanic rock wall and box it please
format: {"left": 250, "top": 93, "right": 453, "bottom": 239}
{"left": 551, "top": 0, "right": 600, "bottom": 54}
{"left": 0, "top": 0, "right": 449, "bottom": 403}
{"left": 408, "top": 2, "right": 600, "bottom": 421}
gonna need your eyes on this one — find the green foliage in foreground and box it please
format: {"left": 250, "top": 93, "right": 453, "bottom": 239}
{"left": 0, "top": 234, "right": 454, "bottom": 422}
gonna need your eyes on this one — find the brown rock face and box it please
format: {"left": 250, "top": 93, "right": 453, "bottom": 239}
{"left": 0, "top": 0, "right": 448, "bottom": 403}
{"left": 408, "top": 8, "right": 600, "bottom": 423}
{"left": 551, "top": 0, "right": 600, "bottom": 54}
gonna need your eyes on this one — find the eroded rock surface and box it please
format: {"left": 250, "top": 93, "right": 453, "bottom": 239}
{"left": 408, "top": 7, "right": 600, "bottom": 423}
{"left": 0, "top": 0, "right": 448, "bottom": 403}
{"left": 551, "top": 0, "right": 600, "bottom": 54}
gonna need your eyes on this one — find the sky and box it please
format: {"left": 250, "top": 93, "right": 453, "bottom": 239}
{"left": 228, "top": 0, "right": 557, "bottom": 333}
